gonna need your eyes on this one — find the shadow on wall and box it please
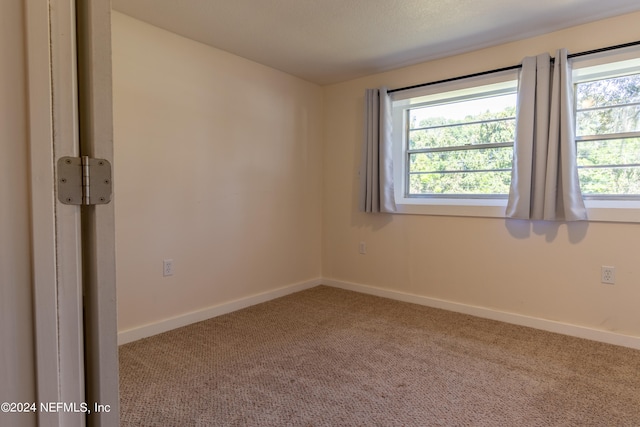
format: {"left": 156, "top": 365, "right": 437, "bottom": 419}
{"left": 505, "top": 219, "right": 589, "bottom": 244}
{"left": 352, "top": 211, "right": 393, "bottom": 232}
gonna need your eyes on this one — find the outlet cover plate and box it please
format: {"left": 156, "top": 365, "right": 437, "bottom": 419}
{"left": 163, "top": 259, "right": 174, "bottom": 277}
{"left": 601, "top": 266, "right": 615, "bottom": 284}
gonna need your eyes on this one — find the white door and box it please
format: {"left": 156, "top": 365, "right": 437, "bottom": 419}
{"left": 26, "top": 1, "right": 118, "bottom": 426}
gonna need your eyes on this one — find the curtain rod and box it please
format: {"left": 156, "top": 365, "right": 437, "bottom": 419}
{"left": 387, "top": 39, "right": 640, "bottom": 95}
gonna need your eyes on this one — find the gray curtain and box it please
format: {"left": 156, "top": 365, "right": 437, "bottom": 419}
{"left": 358, "top": 87, "right": 396, "bottom": 213}
{"left": 506, "top": 49, "right": 587, "bottom": 221}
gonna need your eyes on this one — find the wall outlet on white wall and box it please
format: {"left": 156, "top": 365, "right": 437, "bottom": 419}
{"left": 601, "top": 266, "right": 615, "bottom": 284}
{"left": 359, "top": 241, "right": 367, "bottom": 255}
{"left": 163, "top": 259, "right": 174, "bottom": 277}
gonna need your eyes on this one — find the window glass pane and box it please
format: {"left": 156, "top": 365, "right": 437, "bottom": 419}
{"left": 574, "top": 69, "right": 640, "bottom": 199}
{"left": 409, "top": 119, "right": 515, "bottom": 150}
{"left": 409, "top": 146, "right": 513, "bottom": 173}
{"left": 578, "top": 167, "right": 640, "bottom": 195}
{"left": 577, "top": 138, "right": 640, "bottom": 166}
{"left": 409, "top": 93, "right": 516, "bottom": 130}
{"left": 576, "top": 74, "right": 640, "bottom": 109}
{"left": 397, "top": 80, "right": 517, "bottom": 199}
{"left": 409, "top": 171, "right": 511, "bottom": 195}
{"left": 576, "top": 105, "right": 640, "bottom": 136}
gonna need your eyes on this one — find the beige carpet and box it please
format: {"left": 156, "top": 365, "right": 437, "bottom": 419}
{"left": 119, "top": 286, "right": 640, "bottom": 426}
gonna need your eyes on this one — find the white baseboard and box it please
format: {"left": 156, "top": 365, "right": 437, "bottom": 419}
{"left": 118, "top": 276, "right": 640, "bottom": 350}
{"left": 323, "top": 278, "right": 640, "bottom": 351}
{"left": 118, "top": 278, "right": 322, "bottom": 345}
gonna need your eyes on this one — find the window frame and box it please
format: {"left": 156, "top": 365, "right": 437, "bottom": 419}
{"left": 390, "top": 69, "right": 519, "bottom": 218}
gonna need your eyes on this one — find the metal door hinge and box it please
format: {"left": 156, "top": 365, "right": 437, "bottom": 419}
{"left": 57, "top": 156, "right": 112, "bottom": 205}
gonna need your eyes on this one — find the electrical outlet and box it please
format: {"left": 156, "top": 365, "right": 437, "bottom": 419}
{"left": 163, "top": 259, "right": 174, "bottom": 277}
{"left": 601, "top": 266, "right": 615, "bottom": 284}
{"left": 359, "top": 241, "right": 367, "bottom": 255}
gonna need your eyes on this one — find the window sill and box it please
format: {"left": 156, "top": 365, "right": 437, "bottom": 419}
{"left": 584, "top": 200, "right": 640, "bottom": 223}
{"left": 394, "top": 197, "right": 640, "bottom": 223}
{"left": 394, "top": 197, "right": 508, "bottom": 218}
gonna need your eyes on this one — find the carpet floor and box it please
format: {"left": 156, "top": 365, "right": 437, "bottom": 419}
{"left": 119, "top": 286, "right": 640, "bottom": 426}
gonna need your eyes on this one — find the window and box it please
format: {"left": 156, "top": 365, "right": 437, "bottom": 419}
{"left": 571, "top": 47, "right": 640, "bottom": 222}
{"left": 574, "top": 61, "right": 640, "bottom": 198}
{"left": 391, "top": 70, "right": 519, "bottom": 216}
{"left": 388, "top": 47, "right": 640, "bottom": 221}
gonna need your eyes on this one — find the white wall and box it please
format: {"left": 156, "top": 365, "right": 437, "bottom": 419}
{"left": 322, "top": 12, "right": 640, "bottom": 340}
{"left": 0, "top": 0, "right": 36, "bottom": 425}
{"left": 113, "top": 10, "right": 640, "bottom": 346}
{"left": 112, "top": 12, "right": 323, "bottom": 334}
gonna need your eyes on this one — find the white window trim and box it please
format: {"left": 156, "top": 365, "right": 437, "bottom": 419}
{"left": 584, "top": 200, "right": 640, "bottom": 222}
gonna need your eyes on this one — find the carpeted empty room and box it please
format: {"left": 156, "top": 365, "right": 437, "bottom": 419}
{"left": 119, "top": 286, "right": 640, "bottom": 426}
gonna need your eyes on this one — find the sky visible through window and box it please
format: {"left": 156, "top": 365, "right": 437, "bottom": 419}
{"left": 410, "top": 93, "right": 517, "bottom": 126}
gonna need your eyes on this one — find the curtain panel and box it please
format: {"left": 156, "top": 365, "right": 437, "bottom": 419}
{"left": 358, "top": 88, "right": 396, "bottom": 213}
{"left": 506, "top": 49, "right": 587, "bottom": 221}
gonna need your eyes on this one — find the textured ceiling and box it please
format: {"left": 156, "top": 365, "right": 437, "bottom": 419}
{"left": 111, "top": 0, "right": 640, "bottom": 85}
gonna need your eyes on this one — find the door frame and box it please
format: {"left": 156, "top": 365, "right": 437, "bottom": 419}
{"left": 25, "top": 1, "right": 118, "bottom": 425}
{"left": 76, "top": 2, "right": 119, "bottom": 425}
